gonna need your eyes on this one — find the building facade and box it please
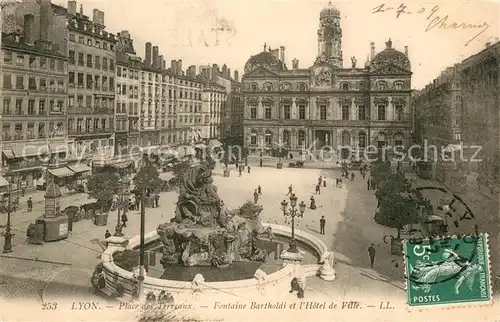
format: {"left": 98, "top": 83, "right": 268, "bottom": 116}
{"left": 1, "top": 1, "right": 69, "bottom": 191}
{"left": 115, "top": 30, "right": 141, "bottom": 157}
{"left": 53, "top": 2, "right": 117, "bottom": 166}
{"left": 201, "top": 81, "right": 226, "bottom": 139}
{"left": 242, "top": 3, "right": 412, "bottom": 158}
{"left": 413, "top": 65, "right": 462, "bottom": 147}
{"left": 174, "top": 73, "right": 204, "bottom": 145}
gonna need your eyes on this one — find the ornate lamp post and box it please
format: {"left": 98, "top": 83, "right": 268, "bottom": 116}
{"left": 3, "top": 176, "right": 13, "bottom": 253}
{"left": 280, "top": 194, "right": 306, "bottom": 253}
{"left": 113, "top": 178, "right": 130, "bottom": 237}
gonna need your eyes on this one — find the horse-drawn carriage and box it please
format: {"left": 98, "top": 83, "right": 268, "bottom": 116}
{"left": 288, "top": 161, "right": 304, "bottom": 168}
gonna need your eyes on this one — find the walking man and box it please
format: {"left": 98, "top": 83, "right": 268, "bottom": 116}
{"left": 238, "top": 166, "right": 242, "bottom": 177}
{"left": 27, "top": 197, "right": 33, "bottom": 212}
{"left": 247, "top": 166, "right": 251, "bottom": 174}
{"left": 257, "top": 185, "right": 262, "bottom": 195}
{"left": 315, "top": 183, "right": 321, "bottom": 195}
{"left": 367, "top": 178, "right": 371, "bottom": 190}
{"left": 155, "top": 194, "right": 160, "bottom": 208}
{"left": 286, "top": 184, "right": 293, "bottom": 196}
{"left": 104, "top": 230, "right": 111, "bottom": 239}
{"left": 320, "top": 216, "right": 326, "bottom": 235}
{"left": 121, "top": 212, "right": 128, "bottom": 228}
{"left": 368, "top": 243, "right": 376, "bottom": 268}
{"left": 253, "top": 189, "right": 259, "bottom": 203}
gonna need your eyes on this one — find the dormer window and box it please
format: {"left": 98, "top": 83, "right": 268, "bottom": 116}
{"left": 394, "top": 82, "right": 404, "bottom": 90}
{"left": 264, "top": 83, "right": 272, "bottom": 91}
{"left": 341, "top": 83, "right": 349, "bottom": 91}
{"left": 250, "top": 83, "right": 257, "bottom": 91}
{"left": 377, "top": 82, "right": 387, "bottom": 90}
{"left": 298, "top": 83, "right": 307, "bottom": 91}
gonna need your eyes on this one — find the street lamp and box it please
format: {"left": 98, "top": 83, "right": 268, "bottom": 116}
{"left": 114, "top": 177, "right": 130, "bottom": 237}
{"left": 280, "top": 193, "right": 306, "bottom": 253}
{"left": 3, "top": 176, "right": 13, "bottom": 253}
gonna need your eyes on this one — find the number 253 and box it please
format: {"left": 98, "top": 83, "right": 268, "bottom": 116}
{"left": 42, "top": 302, "right": 57, "bottom": 310}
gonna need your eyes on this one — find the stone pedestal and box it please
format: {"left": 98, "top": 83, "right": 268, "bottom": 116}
{"left": 280, "top": 249, "right": 304, "bottom": 267}
{"left": 106, "top": 235, "right": 129, "bottom": 248}
{"left": 320, "top": 263, "right": 336, "bottom": 281}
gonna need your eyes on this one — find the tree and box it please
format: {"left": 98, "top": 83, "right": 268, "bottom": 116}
{"left": 133, "top": 159, "right": 162, "bottom": 194}
{"left": 374, "top": 173, "right": 432, "bottom": 239}
{"left": 169, "top": 160, "right": 191, "bottom": 187}
{"left": 370, "top": 151, "right": 392, "bottom": 185}
{"left": 87, "top": 171, "right": 120, "bottom": 213}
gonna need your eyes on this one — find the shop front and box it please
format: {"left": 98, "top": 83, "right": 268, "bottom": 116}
{"left": 48, "top": 166, "right": 77, "bottom": 187}
{"left": 3, "top": 145, "right": 47, "bottom": 193}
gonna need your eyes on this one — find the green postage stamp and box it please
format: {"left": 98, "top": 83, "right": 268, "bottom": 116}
{"left": 404, "top": 233, "right": 491, "bottom": 307}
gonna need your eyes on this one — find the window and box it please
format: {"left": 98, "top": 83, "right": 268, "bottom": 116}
{"left": 284, "top": 104, "right": 291, "bottom": 119}
{"left": 264, "top": 83, "right": 272, "bottom": 91}
{"left": 95, "top": 56, "right": 101, "bottom": 69}
{"left": 69, "top": 72, "right": 75, "bottom": 85}
{"left": 3, "top": 98, "right": 10, "bottom": 114}
{"left": 3, "top": 74, "right": 11, "bottom": 89}
{"left": 298, "top": 130, "right": 306, "bottom": 147}
{"left": 341, "top": 83, "right": 349, "bottom": 91}
{"left": 325, "top": 42, "right": 332, "bottom": 55}
{"left": 69, "top": 33, "right": 75, "bottom": 42}
{"left": 28, "top": 100, "right": 35, "bottom": 115}
{"left": 265, "top": 131, "right": 272, "bottom": 146}
{"left": 49, "top": 58, "right": 55, "bottom": 70}
{"left": 38, "top": 100, "right": 45, "bottom": 114}
{"left": 394, "top": 134, "right": 404, "bottom": 147}
{"left": 377, "top": 133, "right": 386, "bottom": 149}
{"left": 28, "top": 77, "right": 36, "bottom": 90}
{"left": 77, "top": 73, "right": 84, "bottom": 86}
{"left": 87, "top": 38, "right": 93, "bottom": 46}
{"left": 250, "top": 104, "right": 257, "bottom": 119}
{"left": 394, "top": 82, "right": 403, "bottom": 90}
{"left": 283, "top": 131, "right": 290, "bottom": 146}
{"left": 69, "top": 50, "right": 75, "bottom": 64}
{"left": 16, "top": 54, "right": 24, "bottom": 65}
{"left": 250, "top": 132, "right": 257, "bottom": 145}
{"left": 395, "top": 104, "right": 404, "bottom": 121}
{"left": 16, "top": 76, "right": 24, "bottom": 89}
{"left": 110, "top": 59, "right": 114, "bottom": 71}
{"left": 40, "top": 78, "right": 46, "bottom": 89}
{"left": 68, "top": 95, "right": 74, "bottom": 107}
{"left": 117, "top": 66, "right": 122, "bottom": 77}
{"left": 78, "top": 36, "right": 84, "bottom": 43}
{"left": 264, "top": 104, "right": 272, "bottom": 119}
{"left": 358, "top": 132, "right": 367, "bottom": 148}
{"left": 358, "top": 105, "right": 366, "bottom": 120}
{"left": 341, "top": 104, "right": 349, "bottom": 120}
{"left": 377, "top": 82, "right": 387, "bottom": 90}
{"left": 3, "top": 51, "right": 12, "bottom": 64}
{"left": 15, "top": 98, "right": 23, "bottom": 115}
{"left": 29, "top": 55, "right": 36, "bottom": 67}
{"left": 86, "top": 75, "right": 92, "bottom": 89}
{"left": 103, "top": 58, "right": 108, "bottom": 70}
{"left": 86, "top": 54, "right": 92, "bottom": 67}
{"left": 78, "top": 53, "right": 84, "bottom": 66}
{"left": 298, "top": 83, "right": 307, "bottom": 91}
{"left": 320, "top": 105, "right": 327, "bottom": 120}
{"left": 377, "top": 105, "right": 386, "bottom": 120}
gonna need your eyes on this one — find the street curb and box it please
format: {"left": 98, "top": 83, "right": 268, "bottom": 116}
{"left": 0, "top": 254, "right": 72, "bottom": 266}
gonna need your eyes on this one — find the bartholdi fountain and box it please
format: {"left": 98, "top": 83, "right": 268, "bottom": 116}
{"left": 100, "top": 160, "right": 335, "bottom": 302}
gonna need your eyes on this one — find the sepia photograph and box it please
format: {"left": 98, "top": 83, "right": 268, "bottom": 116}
{"left": 0, "top": 0, "right": 499, "bottom": 320}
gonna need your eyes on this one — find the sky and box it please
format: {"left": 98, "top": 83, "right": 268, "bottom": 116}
{"left": 53, "top": 0, "right": 500, "bottom": 89}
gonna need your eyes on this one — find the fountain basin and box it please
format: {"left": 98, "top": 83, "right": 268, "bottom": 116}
{"left": 100, "top": 223, "right": 330, "bottom": 302}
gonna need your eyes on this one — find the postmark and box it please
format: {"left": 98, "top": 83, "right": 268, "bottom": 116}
{"left": 404, "top": 233, "right": 492, "bottom": 308}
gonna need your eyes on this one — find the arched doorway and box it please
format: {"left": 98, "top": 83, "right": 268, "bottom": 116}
{"left": 315, "top": 130, "right": 331, "bottom": 149}
{"left": 340, "top": 131, "right": 351, "bottom": 159}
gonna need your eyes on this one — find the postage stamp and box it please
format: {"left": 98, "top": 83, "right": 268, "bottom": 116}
{"left": 404, "top": 234, "right": 492, "bottom": 308}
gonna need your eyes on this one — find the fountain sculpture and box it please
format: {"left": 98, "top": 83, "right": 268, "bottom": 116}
{"left": 157, "top": 161, "right": 273, "bottom": 268}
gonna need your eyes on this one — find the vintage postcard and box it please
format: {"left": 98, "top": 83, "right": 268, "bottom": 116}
{"left": 0, "top": 0, "right": 499, "bottom": 321}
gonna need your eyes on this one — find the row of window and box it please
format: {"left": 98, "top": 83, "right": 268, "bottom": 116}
{"left": 2, "top": 122, "right": 64, "bottom": 141}
{"left": 249, "top": 131, "right": 404, "bottom": 148}
{"left": 68, "top": 72, "right": 114, "bottom": 91}
{"left": 117, "top": 66, "right": 140, "bottom": 79}
{"left": 3, "top": 51, "right": 65, "bottom": 71}
{"left": 117, "top": 84, "right": 139, "bottom": 98}
{"left": 68, "top": 50, "right": 114, "bottom": 72}
{"left": 3, "top": 74, "right": 65, "bottom": 92}
{"left": 69, "top": 33, "right": 115, "bottom": 51}
{"left": 68, "top": 95, "right": 114, "bottom": 109}
{"left": 67, "top": 118, "right": 113, "bottom": 132}
{"left": 2, "top": 98, "right": 63, "bottom": 116}
{"left": 116, "top": 102, "right": 140, "bottom": 115}
{"left": 249, "top": 104, "right": 405, "bottom": 121}
{"left": 248, "top": 81, "right": 405, "bottom": 92}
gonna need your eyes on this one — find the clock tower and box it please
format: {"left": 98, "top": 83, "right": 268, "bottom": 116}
{"left": 316, "top": 2, "right": 343, "bottom": 68}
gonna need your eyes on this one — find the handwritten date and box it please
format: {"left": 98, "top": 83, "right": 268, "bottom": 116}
{"left": 372, "top": 3, "right": 490, "bottom": 46}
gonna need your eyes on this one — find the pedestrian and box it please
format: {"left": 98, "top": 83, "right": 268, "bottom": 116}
{"left": 335, "top": 178, "right": 339, "bottom": 187}
{"left": 257, "top": 185, "right": 262, "bottom": 195}
{"left": 238, "top": 167, "right": 242, "bottom": 177}
{"left": 259, "top": 159, "right": 263, "bottom": 167}
{"left": 27, "top": 197, "right": 32, "bottom": 212}
{"left": 323, "top": 179, "right": 326, "bottom": 187}
{"left": 361, "top": 171, "right": 366, "bottom": 180}
{"left": 367, "top": 178, "right": 371, "bottom": 190}
{"left": 155, "top": 194, "right": 160, "bottom": 208}
{"left": 235, "top": 161, "right": 239, "bottom": 169}
{"left": 351, "top": 172, "right": 355, "bottom": 181}
{"left": 287, "top": 184, "right": 293, "bottom": 196}
{"left": 309, "top": 196, "right": 317, "bottom": 210}
{"left": 247, "top": 166, "right": 251, "bottom": 174}
{"left": 253, "top": 189, "right": 259, "bottom": 203}
{"left": 315, "top": 184, "right": 321, "bottom": 195}
{"left": 121, "top": 212, "right": 128, "bottom": 228}
{"left": 320, "top": 216, "right": 326, "bottom": 235}
{"left": 368, "top": 243, "right": 376, "bottom": 268}
{"left": 105, "top": 230, "right": 111, "bottom": 239}
{"left": 318, "top": 176, "right": 322, "bottom": 186}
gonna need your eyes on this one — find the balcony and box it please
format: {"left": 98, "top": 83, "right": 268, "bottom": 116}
{"left": 68, "top": 127, "right": 114, "bottom": 135}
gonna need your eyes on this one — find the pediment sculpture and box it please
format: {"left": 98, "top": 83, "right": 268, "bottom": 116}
{"left": 314, "top": 67, "right": 334, "bottom": 86}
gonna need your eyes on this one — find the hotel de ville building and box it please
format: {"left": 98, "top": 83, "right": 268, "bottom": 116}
{"left": 242, "top": 3, "right": 412, "bottom": 158}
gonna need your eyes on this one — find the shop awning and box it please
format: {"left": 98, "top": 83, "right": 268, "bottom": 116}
{"left": 110, "top": 161, "right": 132, "bottom": 169}
{"left": 48, "top": 167, "right": 75, "bottom": 178}
{"left": 67, "top": 164, "right": 91, "bottom": 173}
{"left": 2, "top": 149, "right": 14, "bottom": 159}
{"left": 0, "top": 175, "right": 9, "bottom": 187}
{"left": 209, "top": 139, "right": 222, "bottom": 147}
{"left": 13, "top": 145, "right": 46, "bottom": 158}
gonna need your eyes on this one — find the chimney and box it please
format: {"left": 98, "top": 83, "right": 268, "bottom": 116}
{"left": 67, "top": 0, "right": 77, "bottom": 15}
{"left": 188, "top": 65, "right": 196, "bottom": 78}
{"left": 39, "top": 0, "right": 53, "bottom": 41}
{"left": 177, "top": 60, "right": 183, "bottom": 75}
{"left": 211, "top": 64, "right": 218, "bottom": 80}
{"left": 170, "top": 60, "right": 177, "bottom": 74}
{"left": 145, "top": 42, "right": 152, "bottom": 67}
{"left": 92, "top": 9, "right": 99, "bottom": 23}
{"left": 222, "top": 64, "right": 227, "bottom": 77}
{"left": 80, "top": 4, "right": 83, "bottom": 14}
{"left": 370, "top": 42, "right": 375, "bottom": 60}
{"left": 98, "top": 10, "right": 105, "bottom": 25}
{"left": 23, "top": 14, "right": 35, "bottom": 44}
{"left": 227, "top": 68, "right": 231, "bottom": 79}
{"left": 162, "top": 60, "right": 166, "bottom": 69}
{"left": 404, "top": 46, "right": 408, "bottom": 56}
{"left": 234, "top": 70, "right": 239, "bottom": 82}
{"left": 152, "top": 46, "right": 159, "bottom": 68}
{"left": 280, "top": 46, "right": 285, "bottom": 62}
{"left": 158, "top": 55, "right": 163, "bottom": 69}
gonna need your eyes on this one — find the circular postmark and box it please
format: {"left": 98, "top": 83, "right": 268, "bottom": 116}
{"left": 406, "top": 186, "right": 480, "bottom": 285}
